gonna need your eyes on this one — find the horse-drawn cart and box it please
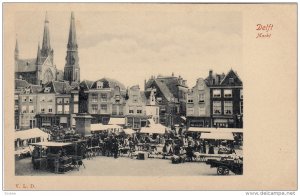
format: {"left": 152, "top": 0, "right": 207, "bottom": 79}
{"left": 206, "top": 159, "right": 243, "bottom": 175}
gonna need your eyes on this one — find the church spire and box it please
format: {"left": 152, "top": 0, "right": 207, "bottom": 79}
{"left": 15, "top": 38, "right": 19, "bottom": 60}
{"left": 36, "top": 42, "right": 42, "bottom": 65}
{"left": 41, "top": 12, "right": 51, "bottom": 57}
{"left": 64, "top": 11, "right": 80, "bottom": 84}
{"left": 67, "top": 11, "right": 78, "bottom": 50}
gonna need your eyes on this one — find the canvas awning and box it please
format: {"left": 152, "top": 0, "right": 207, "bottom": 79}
{"left": 91, "top": 123, "right": 123, "bottom": 132}
{"left": 29, "top": 141, "right": 73, "bottom": 147}
{"left": 108, "top": 117, "right": 125, "bottom": 125}
{"left": 15, "top": 128, "right": 49, "bottom": 141}
{"left": 200, "top": 132, "right": 234, "bottom": 140}
{"left": 188, "top": 127, "right": 243, "bottom": 134}
{"left": 140, "top": 123, "right": 167, "bottom": 134}
{"left": 123, "top": 128, "right": 135, "bottom": 135}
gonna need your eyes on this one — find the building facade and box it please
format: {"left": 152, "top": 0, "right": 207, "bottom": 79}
{"left": 206, "top": 69, "right": 243, "bottom": 128}
{"left": 79, "top": 78, "right": 127, "bottom": 124}
{"left": 145, "top": 74, "right": 188, "bottom": 127}
{"left": 186, "top": 78, "right": 211, "bottom": 128}
{"left": 125, "top": 85, "right": 148, "bottom": 130}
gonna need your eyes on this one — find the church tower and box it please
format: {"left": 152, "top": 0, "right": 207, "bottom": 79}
{"left": 64, "top": 12, "right": 80, "bottom": 84}
{"left": 40, "top": 12, "right": 54, "bottom": 62}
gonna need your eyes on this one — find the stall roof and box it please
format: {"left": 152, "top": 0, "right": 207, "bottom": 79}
{"left": 188, "top": 127, "right": 243, "bottom": 133}
{"left": 91, "top": 123, "right": 122, "bottom": 131}
{"left": 123, "top": 128, "right": 135, "bottom": 135}
{"left": 108, "top": 117, "right": 125, "bottom": 125}
{"left": 29, "top": 141, "right": 73, "bottom": 147}
{"left": 200, "top": 132, "right": 234, "bottom": 140}
{"left": 140, "top": 123, "right": 167, "bottom": 134}
{"left": 15, "top": 128, "right": 49, "bottom": 140}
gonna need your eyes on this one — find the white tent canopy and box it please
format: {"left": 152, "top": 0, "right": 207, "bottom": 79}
{"left": 15, "top": 128, "right": 49, "bottom": 141}
{"left": 108, "top": 117, "right": 125, "bottom": 125}
{"left": 29, "top": 141, "right": 73, "bottom": 147}
{"left": 91, "top": 123, "right": 123, "bottom": 133}
{"left": 123, "top": 128, "right": 135, "bottom": 135}
{"left": 140, "top": 123, "right": 167, "bottom": 134}
{"left": 188, "top": 127, "right": 243, "bottom": 133}
{"left": 200, "top": 132, "right": 234, "bottom": 140}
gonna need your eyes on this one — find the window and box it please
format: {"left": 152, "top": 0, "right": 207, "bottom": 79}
{"left": 133, "top": 95, "right": 138, "bottom": 103}
{"left": 115, "top": 95, "right": 120, "bottom": 102}
{"left": 127, "top": 117, "right": 133, "bottom": 128}
{"left": 74, "top": 104, "right": 78, "bottom": 113}
{"left": 64, "top": 105, "right": 70, "bottom": 114}
{"left": 129, "top": 107, "right": 134, "bottom": 114}
{"left": 57, "top": 98, "right": 63, "bottom": 104}
{"left": 224, "top": 89, "right": 232, "bottom": 98}
{"left": 48, "top": 106, "right": 52, "bottom": 113}
{"left": 240, "top": 89, "right": 243, "bottom": 99}
{"left": 57, "top": 105, "right": 63, "bottom": 114}
{"left": 187, "top": 95, "right": 193, "bottom": 103}
{"left": 41, "top": 96, "right": 45, "bottom": 102}
{"left": 133, "top": 118, "right": 141, "bottom": 129}
{"left": 22, "top": 106, "right": 27, "bottom": 113}
{"left": 29, "top": 106, "right": 34, "bottom": 113}
{"left": 74, "top": 95, "right": 79, "bottom": 102}
{"left": 92, "top": 104, "right": 98, "bottom": 114}
{"left": 229, "top": 78, "right": 234, "bottom": 84}
{"left": 41, "top": 108, "right": 45, "bottom": 113}
{"left": 213, "top": 89, "right": 221, "bottom": 98}
{"left": 199, "top": 106, "right": 205, "bottom": 115}
{"left": 240, "top": 101, "right": 243, "bottom": 114}
{"left": 137, "top": 107, "right": 143, "bottom": 114}
{"left": 112, "top": 105, "right": 118, "bottom": 115}
{"left": 64, "top": 98, "right": 70, "bottom": 104}
{"left": 199, "top": 94, "right": 205, "bottom": 103}
{"left": 44, "top": 87, "right": 51, "bottom": 93}
{"left": 100, "top": 104, "right": 107, "bottom": 113}
{"left": 96, "top": 81, "right": 103, "bottom": 89}
{"left": 101, "top": 93, "right": 107, "bottom": 102}
{"left": 224, "top": 101, "right": 233, "bottom": 115}
{"left": 22, "top": 97, "right": 27, "bottom": 102}
{"left": 187, "top": 108, "right": 194, "bottom": 116}
{"left": 119, "top": 106, "right": 124, "bottom": 115}
{"left": 157, "top": 97, "right": 162, "bottom": 103}
{"left": 213, "top": 101, "right": 221, "bottom": 115}
{"left": 29, "top": 96, "right": 33, "bottom": 103}
{"left": 92, "top": 94, "right": 98, "bottom": 103}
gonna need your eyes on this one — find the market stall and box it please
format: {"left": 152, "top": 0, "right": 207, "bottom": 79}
{"left": 15, "top": 128, "right": 50, "bottom": 158}
{"left": 30, "top": 141, "right": 82, "bottom": 173}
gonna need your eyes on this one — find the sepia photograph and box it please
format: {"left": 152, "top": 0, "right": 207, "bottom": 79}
{"left": 3, "top": 3, "right": 297, "bottom": 191}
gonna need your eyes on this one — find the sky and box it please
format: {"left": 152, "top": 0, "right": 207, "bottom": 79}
{"left": 15, "top": 9, "right": 242, "bottom": 88}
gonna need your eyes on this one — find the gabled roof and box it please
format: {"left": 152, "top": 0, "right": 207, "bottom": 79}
{"left": 220, "top": 69, "right": 243, "bottom": 85}
{"left": 154, "top": 80, "right": 174, "bottom": 102}
{"left": 15, "top": 58, "right": 37, "bottom": 72}
{"left": 15, "top": 79, "right": 30, "bottom": 89}
{"left": 90, "top": 78, "right": 126, "bottom": 90}
{"left": 41, "top": 81, "right": 71, "bottom": 94}
{"left": 79, "top": 80, "right": 94, "bottom": 90}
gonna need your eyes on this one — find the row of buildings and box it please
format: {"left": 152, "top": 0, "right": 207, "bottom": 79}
{"left": 14, "top": 12, "right": 243, "bottom": 131}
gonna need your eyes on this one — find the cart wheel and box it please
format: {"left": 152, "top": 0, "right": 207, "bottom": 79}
{"left": 217, "top": 167, "right": 224, "bottom": 175}
{"left": 223, "top": 167, "right": 230, "bottom": 175}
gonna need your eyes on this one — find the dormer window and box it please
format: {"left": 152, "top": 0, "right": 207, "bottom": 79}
{"left": 97, "top": 81, "right": 103, "bottom": 89}
{"left": 44, "top": 87, "right": 51, "bottom": 93}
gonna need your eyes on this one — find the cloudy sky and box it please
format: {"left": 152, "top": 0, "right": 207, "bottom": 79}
{"left": 15, "top": 9, "right": 242, "bottom": 88}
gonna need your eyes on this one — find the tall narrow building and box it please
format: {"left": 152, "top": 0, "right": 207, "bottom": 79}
{"left": 64, "top": 12, "right": 80, "bottom": 84}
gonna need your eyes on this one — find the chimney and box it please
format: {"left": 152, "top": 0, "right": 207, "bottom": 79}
{"left": 209, "top": 70, "right": 213, "bottom": 78}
